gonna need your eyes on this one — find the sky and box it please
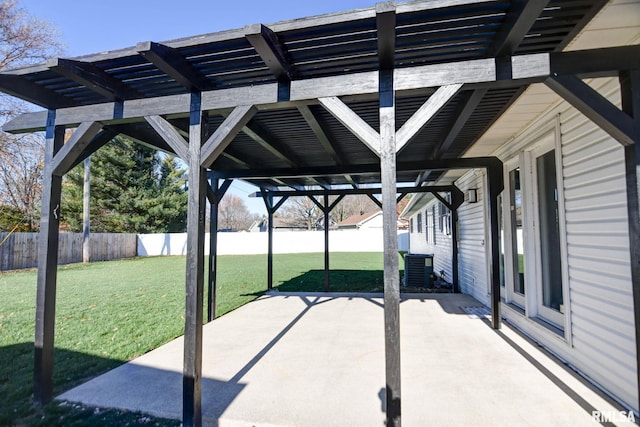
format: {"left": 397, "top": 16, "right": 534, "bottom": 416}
{"left": 18, "top": 0, "right": 387, "bottom": 214}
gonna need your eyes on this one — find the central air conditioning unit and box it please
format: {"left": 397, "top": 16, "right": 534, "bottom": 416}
{"left": 404, "top": 254, "right": 434, "bottom": 287}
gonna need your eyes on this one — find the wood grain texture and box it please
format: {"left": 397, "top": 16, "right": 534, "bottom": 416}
{"left": 396, "top": 84, "right": 462, "bottom": 153}
{"left": 200, "top": 105, "right": 257, "bottom": 167}
{"left": 51, "top": 121, "right": 103, "bottom": 176}
{"left": 546, "top": 74, "right": 635, "bottom": 146}
{"left": 34, "top": 117, "right": 64, "bottom": 404}
{"left": 318, "top": 96, "right": 381, "bottom": 156}
{"left": 145, "top": 115, "right": 190, "bottom": 161}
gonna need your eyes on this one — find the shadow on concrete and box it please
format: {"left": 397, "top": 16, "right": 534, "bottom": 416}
{"left": 480, "top": 318, "right": 620, "bottom": 427}
{"left": 55, "top": 293, "right": 359, "bottom": 425}
{"left": 275, "top": 269, "right": 386, "bottom": 293}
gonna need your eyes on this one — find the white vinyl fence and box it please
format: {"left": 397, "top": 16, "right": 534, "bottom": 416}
{"left": 138, "top": 230, "right": 409, "bottom": 256}
{"left": 0, "top": 230, "right": 408, "bottom": 270}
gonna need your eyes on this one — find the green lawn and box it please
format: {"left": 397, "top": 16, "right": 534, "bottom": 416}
{"left": 0, "top": 252, "right": 393, "bottom": 426}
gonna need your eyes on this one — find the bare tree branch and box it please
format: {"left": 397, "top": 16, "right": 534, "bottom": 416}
{"left": 0, "top": 0, "right": 61, "bottom": 230}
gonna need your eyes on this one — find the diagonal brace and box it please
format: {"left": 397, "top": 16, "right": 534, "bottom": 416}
{"left": 396, "top": 84, "right": 463, "bottom": 153}
{"left": 145, "top": 115, "right": 191, "bottom": 161}
{"left": 546, "top": 74, "right": 635, "bottom": 146}
{"left": 52, "top": 121, "right": 103, "bottom": 176}
{"left": 201, "top": 105, "right": 257, "bottom": 167}
{"left": 318, "top": 97, "right": 381, "bottom": 156}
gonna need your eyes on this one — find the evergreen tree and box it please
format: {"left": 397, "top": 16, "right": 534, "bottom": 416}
{"left": 61, "top": 136, "right": 188, "bottom": 233}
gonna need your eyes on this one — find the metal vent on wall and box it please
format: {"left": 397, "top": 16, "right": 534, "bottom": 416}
{"left": 404, "top": 254, "right": 434, "bottom": 287}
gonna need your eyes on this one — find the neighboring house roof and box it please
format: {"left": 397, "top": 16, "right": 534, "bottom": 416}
{"left": 337, "top": 210, "right": 382, "bottom": 228}
{"left": 249, "top": 217, "right": 314, "bottom": 232}
{"left": 337, "top": 210, "right": 408, "bottom": 230}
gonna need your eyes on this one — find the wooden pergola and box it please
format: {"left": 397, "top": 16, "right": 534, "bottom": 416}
{"left": 1, "top": 1, "right": 639, "bottom": 426}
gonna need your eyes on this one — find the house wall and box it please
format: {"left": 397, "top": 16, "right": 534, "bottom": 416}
{"left": 455, "top": 171, "right": 491, "bottom": 306}
{"left": 555, "top": 78, "right": 636, "bottom": 412}
{"left": 466, "top": 78, "right": 635, "bottom": 412}
{"left": 360, "top": 213, "right": 383, "bottom": 229}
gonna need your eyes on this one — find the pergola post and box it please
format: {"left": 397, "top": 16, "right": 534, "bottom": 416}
{"left": 450, "top": 188, "right": 464, "bottom": 293}
{"left": 620, "top": 69, "right": 640, "bottom": 414}
{"left": 377, "top": 3, "right": 401, "bottom": 425}
{"left": 260, "top": 191, "right": 288, "bottom": 291}
{"left": 208, "top": 179, "right": 218, "bottom": 322}
{"left": 487, "top": 165, "right": 503, "bottom": 330}
{"left": 308, "top": 193, "right": 345, "bottom": 293}
{"left": 451, "top": 209, "right": 459, "bottom": 292}
{"left": 34, "top": 111, "right": 64, "bottom": 404}
{"left": 82, "top": 156, "right": 91, "bottom": 263}
{"left": 264, "top": 193, "right": 274, "bottom": 291}
{"left": 183, "top": 92, "right": 207, "bottom": 427}
{"left": 323, "top": 193, "right": 330, "bottom": 292}
{"left": 207, "top": 178, "right": 232, "bottom": 322}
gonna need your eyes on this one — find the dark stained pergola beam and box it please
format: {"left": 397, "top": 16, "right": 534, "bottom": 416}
{"left": 245, "top": 24, "right": 295, "bottom": 82}
{"left": 112, "top": 124, "right": 176, "bottom": 155}
{"left": 137, "top": 42, "right": 213, "bottom": 92}
{"left": 297, "top": 105, "right": 345, "bottom": 165}
{"left": 487, "top": 0, "right": 550, "bottom": 57}
{"left": 432, "top": 89, "right": 488, "bottom": 159}
{"left": 549, "top": 46, "right": 640, "bottom": 79}
{"left": 222, "top": 149, "right": 252, "bottom": 169}
{"left": 310, "top": 178, "right": 331, "bottom": 189}
{"left": 396, "top": 84, "right": 463, "bottom": 153}
{"left": 52, "top": 121, "right": 104, "bottom": 176}
{"left": 47, "top": 58, "right": 141, "bottom": 101}
{"left": 0, "top": 74, "right": 75, "bottom": 109}
{"left": 344, "top": 174, "right": 358, "bottom": 188}
{"left": 251, "top": 185, "right": 460, "bottom": 198}
{"left": 241, "top": 122, "right": 299, "bottom": 168}
{"left": 7, "top": 47, "right": 640, "bottom": 134}
{"left": 213, "top": 157, "right": 504, "bottom": 182}
{"left": 545, "top": 74, "right": 635, "bottom": 146}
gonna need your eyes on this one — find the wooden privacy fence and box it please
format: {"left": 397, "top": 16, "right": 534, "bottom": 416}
{"left": 0, "top": 232, "right": 137, "bottom": 271}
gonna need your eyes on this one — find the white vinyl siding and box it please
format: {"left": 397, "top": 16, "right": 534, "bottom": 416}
{"left": 407, "top": 77, "right": 637, "bottom": 412}
{"left": 557, "top": 78, "right": 636, "bottom": 411}
{"left": 456, "top": 172, "right": 490, "bottom": 306}
{"left": 408, "top": 202, "right": 452, "bottom": 282}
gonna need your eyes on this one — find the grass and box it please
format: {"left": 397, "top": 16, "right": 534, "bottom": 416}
{"left": 0, "top": 252, "right": 395, "bottom": 426}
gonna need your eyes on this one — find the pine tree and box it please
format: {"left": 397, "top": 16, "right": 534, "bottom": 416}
{"left": 61, "top": 136, "right": 188, "bottom": 233}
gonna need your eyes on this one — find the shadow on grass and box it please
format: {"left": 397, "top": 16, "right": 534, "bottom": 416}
{"left": 0, "top": 342, "right": 180, "bottom": 426}
{"left": 275, "top": 269, "right": 385, "bottom": 293}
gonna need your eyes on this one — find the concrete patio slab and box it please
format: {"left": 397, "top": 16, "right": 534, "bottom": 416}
{"left": 58, "top": 293, "right": 634, "bottom": 426}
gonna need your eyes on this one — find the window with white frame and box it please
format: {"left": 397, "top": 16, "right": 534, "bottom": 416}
{"left": 426, "top": 208, "right": 434, "bottom": 244}
{"left": 440, "top": 194, "right": 452, "bottom": 237}
{"left": 432, "top": 205, "right": 437, "bottom": 245}
{"left": 502, "top": 128, "right": 568, "bottom": 332}
{"left": 417, "top": 213, "right": 422, "bottom": 233}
